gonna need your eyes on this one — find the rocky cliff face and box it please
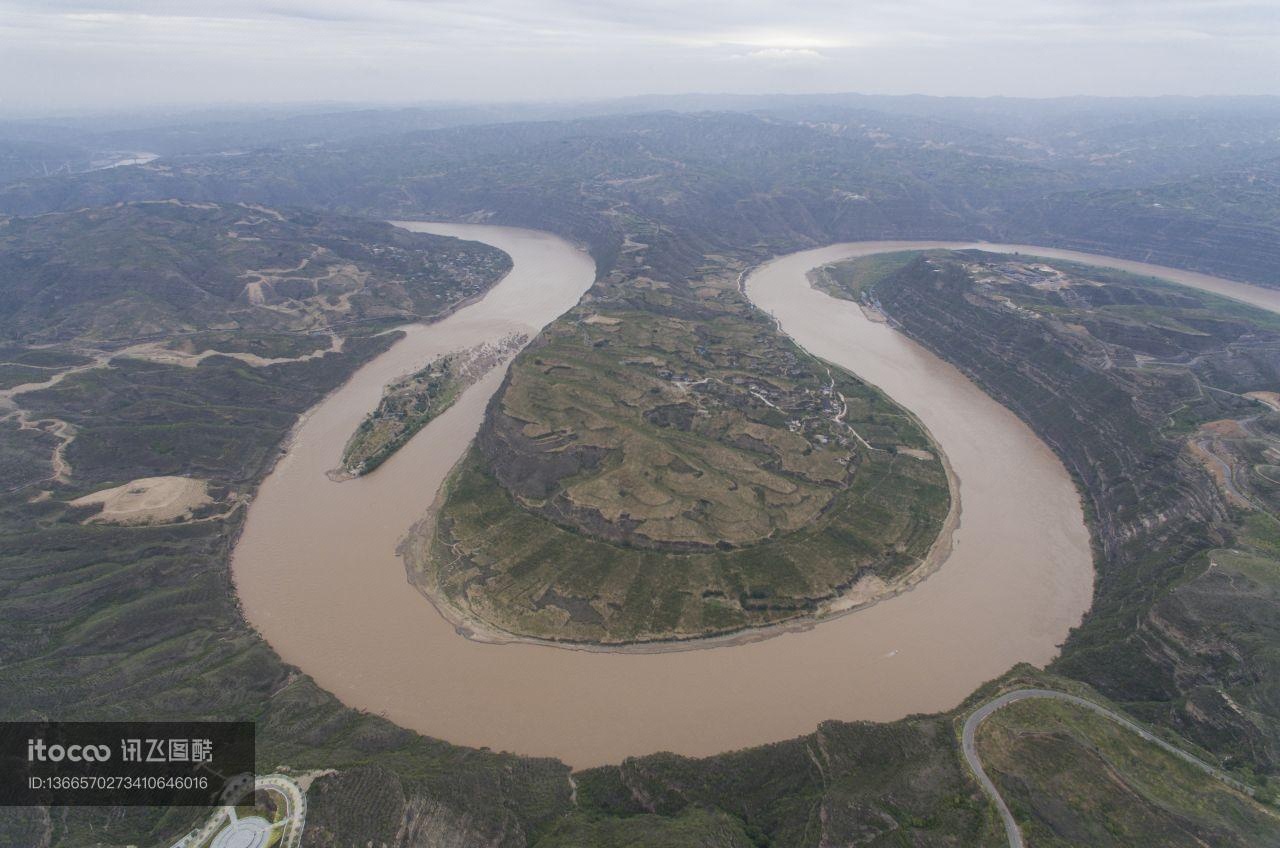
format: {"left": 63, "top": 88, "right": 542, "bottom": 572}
{"left": 880, "top": 257, "right": 1232, "bottom": 559}
{"left": 1140, "top": 554, "right": 1280, "bottom": 771}
{"left": 875, "top": 253, "right": 1280, "bottom": 772}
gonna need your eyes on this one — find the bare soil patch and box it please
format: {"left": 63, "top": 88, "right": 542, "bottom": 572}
{"left": 70, "top": 476, "right": 212, "bottom": 525}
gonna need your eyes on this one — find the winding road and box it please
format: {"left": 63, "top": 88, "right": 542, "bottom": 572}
{"left": 962, "top": 689, "right": 1258, "bottom": 848}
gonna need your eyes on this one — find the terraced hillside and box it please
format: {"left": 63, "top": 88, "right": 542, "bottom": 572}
{"left": 0, "top": 200, "right": 510, "bottom": 343}
{"left": 832, "top": 251, "right": 1280, "bottom": 775}
{"left": 406, "top": 300, "right": 950, "bottom": 645}
{"left": 976, "top": 694, "right": 1279, "bottom": 846}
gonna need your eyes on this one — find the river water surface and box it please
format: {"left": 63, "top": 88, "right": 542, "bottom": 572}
{"left": 234, "top": 229, "right": 1271, "bottom": 768}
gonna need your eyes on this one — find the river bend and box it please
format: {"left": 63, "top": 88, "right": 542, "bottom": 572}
{"left": 231, "top": 230, "right": 1256, "bottom": 767}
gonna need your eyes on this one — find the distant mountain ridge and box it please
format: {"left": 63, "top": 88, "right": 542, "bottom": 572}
{"left": 1, "top": 102, "right": 1279, "bottom": 289}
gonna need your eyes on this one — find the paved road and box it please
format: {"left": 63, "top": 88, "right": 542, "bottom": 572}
{"left": 169, "top": 774, "right": 306, "bottom": 848}
{"left": 961, "top": 688, "right": 1255, "bottom": 848}
{"left": 257, "top": 774, "right": 307, "bottom": 848}
{"left": 1193, "top": 437, "right": 1255, "bottom": 507}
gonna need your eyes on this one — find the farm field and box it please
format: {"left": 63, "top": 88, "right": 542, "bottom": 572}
{"left": 410, "top": 304, "right": 950, "bottom": 644}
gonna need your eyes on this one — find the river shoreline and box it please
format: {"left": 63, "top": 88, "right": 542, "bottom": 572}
{"left": 230, "top": 227, "right": 1106, "bottom": 767}
{"left": 395, "top": 249, "right": 972, "bottom": 654}
{"left": 398, "top": 382, "right": 965, "bottom": 655}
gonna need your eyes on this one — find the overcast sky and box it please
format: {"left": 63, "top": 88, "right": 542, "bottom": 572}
{"left": 2, "top": 0, "right": 1278, "bottom": 114}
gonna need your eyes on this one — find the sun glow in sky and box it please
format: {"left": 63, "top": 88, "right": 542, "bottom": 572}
{"left": 1, "top": 0, "right": 1277, "bottom": 112}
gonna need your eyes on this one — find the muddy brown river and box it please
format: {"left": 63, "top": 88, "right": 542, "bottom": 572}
{"left": 234, "top": 228, "right": 1273, "bottom": 768}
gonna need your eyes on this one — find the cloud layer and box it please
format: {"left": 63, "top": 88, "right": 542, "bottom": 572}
{"left": 2, "top": 0, "right": 1277, "bottom": 112}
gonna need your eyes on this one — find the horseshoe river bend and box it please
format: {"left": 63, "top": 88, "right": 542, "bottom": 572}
{"left": 231, "top": 222, "right": 1227, "bottom": 767}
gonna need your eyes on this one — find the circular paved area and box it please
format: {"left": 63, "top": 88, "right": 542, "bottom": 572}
{"left": 211, "top": 816, "right": 273, "bottom": 848}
